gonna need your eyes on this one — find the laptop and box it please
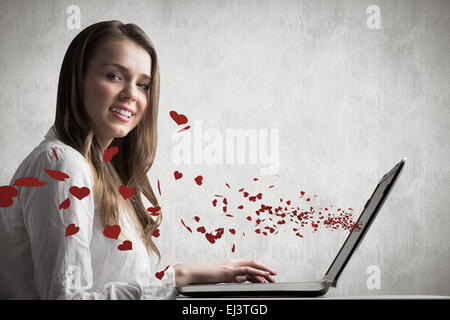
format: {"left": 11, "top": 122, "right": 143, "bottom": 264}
{"left": 176, "top": 158, "right": 407, "bottom": 298}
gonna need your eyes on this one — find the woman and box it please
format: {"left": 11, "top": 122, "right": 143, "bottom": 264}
{"left": 0, "top": 20, "right": 276, "bottom": 299}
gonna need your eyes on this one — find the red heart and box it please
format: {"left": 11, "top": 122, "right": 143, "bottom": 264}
{"left": 0, "top": 185, "right": 18, "bottom": 208}
{"left": 119, "top": 185, "right": 135, "bottom": 200}
{"left": 173, "top": 171, "right": 183, "bottom": 180}
{"left": 103, "top": 224, "right": 121, "bottom": 240}
{"left": 205, "top": 232, "right": 216, "bottom": 244}
{"left": 152, "top": 229, "right": 160, "bottom": 237}
{"left": 59, "top": 198, "right": 70, "bottom": 210}
{"left": 65, "top": 224, "right": 79, "bottom": 237}
{"left": 194, "top": 175, "right": 203, "bottom": 186}
{"left": 51, "top": 146, "right": 59, "bottom": 161}
{"left": 44, "top": 169, "right": 70, "bottom": 181}
{"left": 147, "top": 206, "right": 161, "bottom": 216}
{"left": 169, "top": 111, "right": 188, "bottom": 125}
{"left": 181, "top": 219, "right": 192, "bottom": 233}
{"left": 177, "top": 125, "right": 191, "bottom": 133}
{"left": 13, "top": 177, "right": 47, "bottom": 187}
{"left": 69, "top": 186, "right": 90, "bottom": 200}
{"left": 103, "top": 146, "right": 119, "bottom": 162}
{"left": 155, "top": 265, "right": 170, "bottom": 280}
{"left": 118, "top": 240, "right": 132, "bottom": 251}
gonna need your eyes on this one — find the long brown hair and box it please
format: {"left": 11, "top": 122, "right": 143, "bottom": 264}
{"left": 54, "top": 20, "right": 162, "bottom": 261}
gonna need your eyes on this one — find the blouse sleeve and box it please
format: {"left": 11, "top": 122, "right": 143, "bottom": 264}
{"left": 19, "top": 145, "right": 177, "bottom": 300}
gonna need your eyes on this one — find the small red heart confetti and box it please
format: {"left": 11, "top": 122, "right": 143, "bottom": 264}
{"left": 157, "top": 179, "right": 161, "bottom": 196}
{"left": 147, "top": 206, "right": 161, "bottom": 216}
{"left": 118, "top": 240, "right": 132, "bottom": 251}
{"left": 232, "top": 244, "right": 235, "bottom": 253}
{"left": 65, "top": 224, "right": 79, "bottom": 237}
{"left": 51, "top": 147, "right": 59, "bottom": 161}
{"left": 174, "top": 171, "right": 183, "bottom": 180}
{"left": 194, "top": 175, "right": 203, "bottom": 186}
{"left": 169, "top": 111, "right": 188, "bottom": 125}
{"left": 0, "top": 185, "right": 19, "bottom": 208}
{"left": 152, "top": 228, "right": 160, "bottom": 237}
{"left": 205, "top": 232, "right": 216, "bottom": 244}
{"left": 13, "top": 177, "right": 47, "bottom": 187}
{"left": 103, "top": 146, "right": 119, "bottom": 162}
{"left": 197, "top": 226, "right": 206, "bottom": 233}
{"left": 181, "top": 219, "right": 192, "bottom": 233}
{"left": 58, "top": 198, "right": 70, "bottom": 210}
{"left": 103, "top": 224, "right": 121, "bottom": 240}
{"left": 119, "top": 185, "right": 135, "bottom": 200}
{"left": 44, "top": 169, "right": 70, "bottom": 181}
{"left": 69, "top": 186, "right": 90, "bottom": 200}
{"left": 177, "top": 125, "right": 191, "bottom": 133}
{"left": 155, "top": 265, "right": 170, "bottom": 280}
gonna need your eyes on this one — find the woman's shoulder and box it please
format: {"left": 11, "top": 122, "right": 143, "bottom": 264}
{"left": 10, "top": 127, "right": 93, "bottom": 185}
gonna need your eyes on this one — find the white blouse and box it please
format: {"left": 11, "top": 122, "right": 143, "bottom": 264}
{"left": 0, "top": 126, "right": 178, "bottom": 299}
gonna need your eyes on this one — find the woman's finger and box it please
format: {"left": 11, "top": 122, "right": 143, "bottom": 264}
{"left": 236, "top": 259, "right": 277, "bottom": 275}
{"left": 233, "top": 275, "right": 247, "bottom": 283}
{"left": 233, "top": 266, "right": 271, "bottom": 278}
{"left": 247, "top": 275, "right": 266, "bottom": 283}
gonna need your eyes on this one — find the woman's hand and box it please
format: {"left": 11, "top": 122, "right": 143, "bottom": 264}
{"left": 174, "top": 258, "right": 277, "bottom": 286}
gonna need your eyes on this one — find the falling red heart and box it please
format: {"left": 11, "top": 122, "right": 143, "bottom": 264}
{"left": 147, "top": 206, "right": 161, "bottom": 216}
{"left": 181, "top": 219, "right": 192, "bottom": 233}
{"left": 118, "top": 240, "right": 132, "bottom": 251}
{"left": 177, "top": 125, "right": 191, "bottom": 133}
{"left": 51, "top": 146, "right": 59, "bottom": 161}
{"left": 59, "top": 198, "right": 70, "bottom": 210}
{"left": 173, "top": 171, "right": 183, "bottom": 180}
{"left": 103, "top": 225, "right": 121, "bottom": 240}
{"left": 44, "top": 169, "right": 70, "bottom": 181}
{"left": 194, "top": 175, "right": 203, "bottom": 186}
{"left": 169, "top": 111, "right": 188, "bottom": 125}
{"left": 152, "top": 229, "right": 160, "bottom": 237}
{"left": 13, "top": 177, "right": 47, "bottom": 187}
{"left": 65, "top": 224, "right": 79, "bottom": 237}
{"left": 103, "top": 146, "right": 119, "bottom": 162}
{"left": 69, "top": 186, "right": 90, "bottom": 200}
{"left": 155, "top": 265, "right": 170, "bottom": 280}
{"left": 197, "top": 226, "right": 206, "bottom": 233}
{"left": 119, "top": 185, "right": 135, "bottom": 200}
{"left": 0, "top": 185, "right": 18, "bottom": 208}
{"left": 205, "top": 232, "right": 215, "bottom": 244}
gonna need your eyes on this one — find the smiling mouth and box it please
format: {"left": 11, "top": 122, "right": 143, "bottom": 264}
{"left": 109, "top": 108, "right": 134, "bottom": 122}
{"left": 109, "top": 107, "right": 134, "bottom": 117}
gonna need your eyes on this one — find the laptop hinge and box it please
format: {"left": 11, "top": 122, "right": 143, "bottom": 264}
{"left": 323, "top": 278, "right": 337, "bottom": 288}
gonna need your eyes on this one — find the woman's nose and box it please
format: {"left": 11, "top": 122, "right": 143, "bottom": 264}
{"left": 120, "top": 83, "right": 137, "bottom": 101}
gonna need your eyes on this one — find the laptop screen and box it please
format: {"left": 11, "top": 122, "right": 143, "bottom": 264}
{"left": 323, "top": 158, "right": 406, "bottom": 286}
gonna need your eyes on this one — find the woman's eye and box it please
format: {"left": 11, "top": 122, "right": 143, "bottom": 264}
{"left": 107, "top": 73, "right": 120, "bottom": 80}
{"left": 138, "top": 83, "right": 150, "bottom": 90}
{"left": 107, "top": 73, "right": 149, "bottom": 90}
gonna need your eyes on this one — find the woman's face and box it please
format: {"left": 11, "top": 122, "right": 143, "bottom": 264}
{"left": 83, "top": 39, "right": 152, "bottom": 150}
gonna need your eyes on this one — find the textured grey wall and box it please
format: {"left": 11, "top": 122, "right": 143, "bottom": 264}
{"left": 0, "top": 0, "right": 449, "bottom": 296}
